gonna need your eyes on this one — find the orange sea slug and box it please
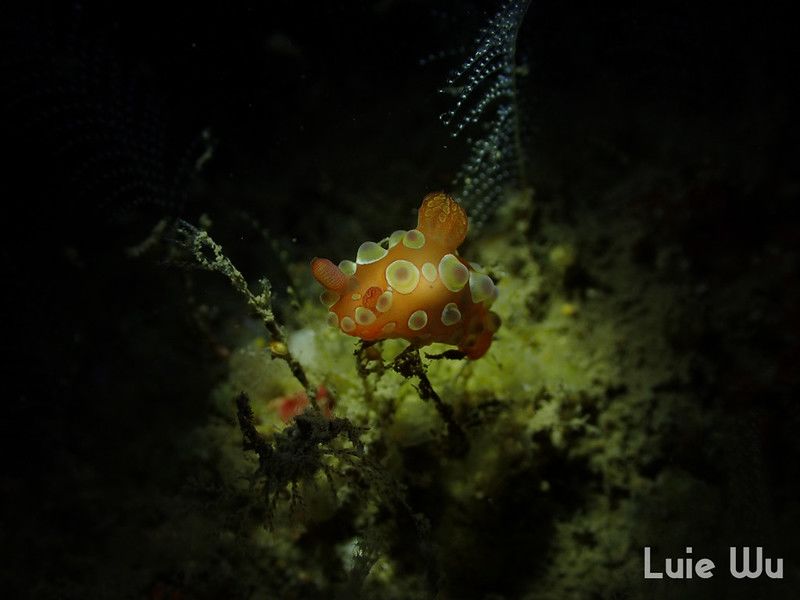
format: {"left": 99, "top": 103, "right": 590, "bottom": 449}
{"left": 311, "top": 192, "right": 500, "bottom": 359}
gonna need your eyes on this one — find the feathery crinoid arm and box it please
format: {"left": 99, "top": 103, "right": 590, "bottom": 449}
{"left": 441, "top": 0, "right": 531, "bottom": 230}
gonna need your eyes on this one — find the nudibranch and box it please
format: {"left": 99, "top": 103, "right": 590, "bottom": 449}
{"left": 311, "top": 192, "right": 500, "bottom": 359}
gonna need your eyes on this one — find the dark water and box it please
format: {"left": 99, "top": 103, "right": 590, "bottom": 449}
{"left": 2, "top": 1, "right": 798, "bottom": 598}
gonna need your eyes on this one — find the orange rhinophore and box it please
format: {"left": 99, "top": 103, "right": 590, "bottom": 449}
{"left": 311, "top": 192, "right": 500, "bottom": 359}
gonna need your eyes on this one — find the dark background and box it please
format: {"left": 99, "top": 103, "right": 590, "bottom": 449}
{"left": 2, "top": 0, "right": 798, "bottom": 597}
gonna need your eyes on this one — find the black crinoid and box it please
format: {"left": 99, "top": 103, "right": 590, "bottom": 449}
{"left": 440, "top": 0, "right": 532, "bottom": 231}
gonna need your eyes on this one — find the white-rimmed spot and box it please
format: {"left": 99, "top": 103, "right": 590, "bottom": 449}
{"left": 469, "top": 272, "right": 496, "bottom": 303}
{"left": 355, "top": 307, "right": 377, "bottom": 326}
{"left": 326, "top": 312, "right": 339, "bottom": 328}
{"left": 388, "top": 230, "right": 406, "bottom": 248}
{"left": 385, "top": 259, "right": 420, "bottom": 294}
{"left": 441, "top": 302, "right": 462, "bottom": 326}
{"left": 438, "top": 254, "right": 469, "bottom": 292}
{"left": 356, "top": 241, "right": 388, "bottom": 265}
{"left": 376, "top": 290, "right": 393, "bottom": 313}
{"left": 403, "top": 229, "right": 425, "bottom": 249}
{"left": 339, "top": 259, "right": 357, "bottom": 275}
{"left": 408, "top": 310, "right": 428, "bottom": 331}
